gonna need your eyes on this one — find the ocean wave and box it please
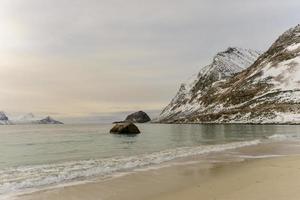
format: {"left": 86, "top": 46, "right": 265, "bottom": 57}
{"left": 0, "top": 140, "right": 261, "bottom": 197}
{"left": 237, "top": 155, "right": 284, "bottom": 159}
{"left": 267, "top": 133, "right": 300, "bottom": 140}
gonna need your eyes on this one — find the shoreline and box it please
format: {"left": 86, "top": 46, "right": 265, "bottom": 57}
{"left": 16, "top": 140, "right": 300, "bottom": 200}
{"left": 151, "top": 121, "right": 300, "bottom": 125}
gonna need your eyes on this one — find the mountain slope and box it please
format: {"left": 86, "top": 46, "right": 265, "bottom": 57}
{"left": 157, "top": 47, "right": 261, "bottom": 122}
{"left": 158, "top": 24, "right": 300, "bottom": 124}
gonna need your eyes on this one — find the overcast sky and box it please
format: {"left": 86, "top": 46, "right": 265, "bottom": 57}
{"left": 0, "top": 0, "right": 299, "bottom": 122}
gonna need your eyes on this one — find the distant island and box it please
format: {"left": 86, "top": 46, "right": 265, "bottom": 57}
{"left": 114, "top": 111, "right": 151, "bottom": 124}
{"left": 155, "top": 25, "right": 300, "bottom": 124}
{"left": 0, "top": 111, "right": 63, "bottom": 125}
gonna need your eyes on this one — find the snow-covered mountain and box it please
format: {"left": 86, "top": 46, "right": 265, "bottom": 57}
{"left": 157, "top": 24, "right": 300, "bottom": 124}
{"left": 0, "top": 112, "right": 63, "bottom": 125}
{"left": 10, "top": 113, "right": 39, "bottom": 124}
{"left": 157, "top": 47, "right": 261, "bottom": 122}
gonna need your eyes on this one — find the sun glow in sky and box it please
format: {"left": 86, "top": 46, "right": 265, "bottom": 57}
{"left": 0, "top": 0, "right": 299, "bottom": 121}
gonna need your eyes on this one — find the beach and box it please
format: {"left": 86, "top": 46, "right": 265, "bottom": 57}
{"left": 17, "top": 140, "right": 300, "bottom": 200}
{"left": 152, "top": 156, "right": 300, "bottom": 200}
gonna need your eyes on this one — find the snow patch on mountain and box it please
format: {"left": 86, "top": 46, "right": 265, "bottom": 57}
{"left": 258, "top": 57, "right": 300, "bottom": 91}
{"left": 10, "top": 113, "right": 40, "bottom": 124}
{"left": 287, "top": 43, "right": 300, "bottom": 51}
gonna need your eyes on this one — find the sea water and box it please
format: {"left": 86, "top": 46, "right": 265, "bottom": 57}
{"left": 1, "top": 123, "right": 300, "bottom": 198}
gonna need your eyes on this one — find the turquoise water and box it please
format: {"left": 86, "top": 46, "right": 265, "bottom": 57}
{"left": 0, "top": 124, "right": 300, "bottom": 197}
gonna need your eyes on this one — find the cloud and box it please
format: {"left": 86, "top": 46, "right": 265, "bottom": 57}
{"left": 0, "top": 0, "right": 299, "bottom": 119}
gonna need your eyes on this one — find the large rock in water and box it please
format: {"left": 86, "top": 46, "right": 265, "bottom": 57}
{"left": 110, "top": 122, "right": 141, "bottom": 134}
{"left": 125, "top": 111, "right": 151, "bottom": 123}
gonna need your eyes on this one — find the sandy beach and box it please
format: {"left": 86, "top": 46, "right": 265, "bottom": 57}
{"left": 17, "top": 141, "right": 300, "bottom": 200}
{"left": 152, "top": 156, "right": 300, "bottom": 200}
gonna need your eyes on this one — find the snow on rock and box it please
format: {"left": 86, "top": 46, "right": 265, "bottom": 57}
{"left": 259, "top": 57, "right": 300, "bottom": 91}
{"left": 287, "top": 43, "right": 300, "bottom": 51}
{"left": 10, "top": 113, "right": 39, "bottom": 124}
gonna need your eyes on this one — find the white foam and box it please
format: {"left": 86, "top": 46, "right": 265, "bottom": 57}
{"left": 268, "top": 133, "right": 300, "bottom": 141}
{"left": 0, "top": 140, "right": 261, "bottom": 197}
{"left": 238, "top": 155, "right": 284, "bottom": 159}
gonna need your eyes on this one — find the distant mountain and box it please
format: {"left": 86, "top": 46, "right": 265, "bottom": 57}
{"left": 157, "top": 24, "right": 300, "bottom": 124}
{"left": 0, "top": 112, "right": 64, "bottom": 125}
{"left": 11, "top": 113, "right": 39, "bottom": 124}
{"left": 157, "top": 47, "right": 261, "bottom": 122}
{"left": 37, "top": 116, "right": 63, "bottom": 124}
{"left": 0, "top": 111, "right": 12, "bottom": 125}
{"left": 0, "top": 111, "right": 9, "bottom": 121}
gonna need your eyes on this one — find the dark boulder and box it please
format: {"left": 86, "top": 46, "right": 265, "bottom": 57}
{"left": 110, "top": 122, "right": 141, "bottom": 134}
{"left": 125, "top": 111, "right": 151, "bottom": 123}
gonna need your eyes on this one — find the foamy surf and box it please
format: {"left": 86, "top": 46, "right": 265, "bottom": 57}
{"left": 0, "top": 140, "right": 261, "bottom": 198}
{"left": 267, "top": 133, "right": 300, "bottom": 140}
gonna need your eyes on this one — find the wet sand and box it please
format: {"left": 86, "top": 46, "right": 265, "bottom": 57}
{"left": 17, "top": 142, "right": 300, "bottom": 200}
